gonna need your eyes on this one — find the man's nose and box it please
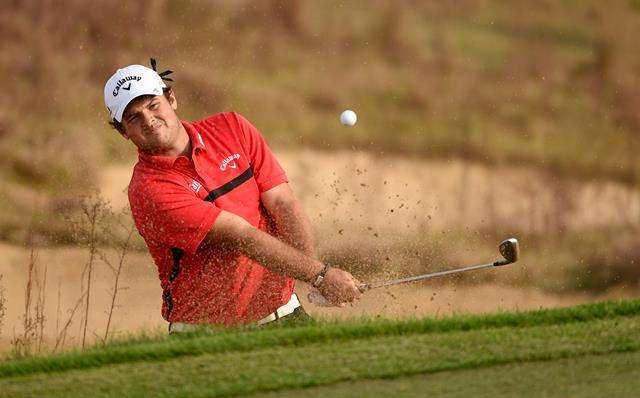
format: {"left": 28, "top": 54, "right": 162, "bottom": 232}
{"left": 140, "top": 110, "right": 156, "bottom": 127}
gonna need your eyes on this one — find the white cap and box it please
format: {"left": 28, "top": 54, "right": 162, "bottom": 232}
{"left": 104, "top": 64, "right": 167, "bottom": 122}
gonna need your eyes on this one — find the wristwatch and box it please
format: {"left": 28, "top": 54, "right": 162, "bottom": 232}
{"left": 312, "top": 263, "right": 331, "bottom": 288}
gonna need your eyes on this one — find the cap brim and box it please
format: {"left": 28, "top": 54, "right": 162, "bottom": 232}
{"left": 114, "top": 86, "right": 165, "bottom": 122}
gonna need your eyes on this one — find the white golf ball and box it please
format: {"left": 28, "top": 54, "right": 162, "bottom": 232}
{"left": 340, "top": 110, "right": 357, "bottom": 126}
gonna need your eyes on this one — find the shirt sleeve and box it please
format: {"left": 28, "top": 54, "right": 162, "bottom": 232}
{"left": 129, "top": 178, "right": 222, "bottom": 255}
{"left": 231, "top": 112, "right": 288, "bottom": 192}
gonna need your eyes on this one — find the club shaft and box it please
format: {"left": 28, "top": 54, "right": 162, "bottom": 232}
{"left": 364, "top": 261, "right": 500, "bottom": 290}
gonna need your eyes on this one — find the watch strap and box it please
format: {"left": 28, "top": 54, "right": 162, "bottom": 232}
{"left": 312, "top": 263, "right": 331, "bottom": 288}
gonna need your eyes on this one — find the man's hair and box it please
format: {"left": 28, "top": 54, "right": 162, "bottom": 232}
{"left": 109, "top": 86, "right": 173, "bottom": 134}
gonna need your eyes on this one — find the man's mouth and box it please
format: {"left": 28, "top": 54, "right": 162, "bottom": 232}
{"left": 146, "top": 123, "right": 164, "bottom": 134}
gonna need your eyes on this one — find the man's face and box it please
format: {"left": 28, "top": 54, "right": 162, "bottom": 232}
{"left": 120, "top": 92, "right": 181, "bottom": 154}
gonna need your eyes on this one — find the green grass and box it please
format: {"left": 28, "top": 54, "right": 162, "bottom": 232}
{"left": 1, "top": 299, "right": 639, "bottom": 397}
{"left": 254, "top": 351, "right": 640, "bottom": 398}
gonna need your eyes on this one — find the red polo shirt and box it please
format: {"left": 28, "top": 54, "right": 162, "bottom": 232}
{"left": 128, "top": 112, "right": 295, "bottom": 325}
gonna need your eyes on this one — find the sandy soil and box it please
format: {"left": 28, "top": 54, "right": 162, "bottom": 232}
{"left": 0, "top": 243, "right": 162, "bottom": 355}
{"left": 0, "top": 242, "right": 637, "bottom": 355}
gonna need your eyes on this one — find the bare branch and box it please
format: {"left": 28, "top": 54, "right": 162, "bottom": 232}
{"left": 54, "top": 291, "right": 86, "bottom": 352}
{"left": 0, "top": 275, "right": 6, "bottom": 336}
{"left": 103, "top": 223, "right": 135, "bottom": 343}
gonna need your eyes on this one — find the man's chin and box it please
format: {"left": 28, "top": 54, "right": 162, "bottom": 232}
{"left": 141, "top": 141, "right": 172, "bottom": 155}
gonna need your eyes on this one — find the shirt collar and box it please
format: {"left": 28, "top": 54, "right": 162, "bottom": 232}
{"left": 137, "top": 120, "right": 206, "bottom": 170}
{"left": 183, "top": 120, "right": 206, "bottom": 152}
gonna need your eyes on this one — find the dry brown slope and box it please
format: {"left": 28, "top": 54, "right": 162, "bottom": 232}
{"left": 2, "top": 241, "right": 635, "bottom": 355}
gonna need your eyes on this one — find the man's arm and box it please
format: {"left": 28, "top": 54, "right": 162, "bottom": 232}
{"left": 204, "top": 210, "right": 362, "bottom": 306}
{"left": 260, "top": 183, "right": 315, "bottom": 257}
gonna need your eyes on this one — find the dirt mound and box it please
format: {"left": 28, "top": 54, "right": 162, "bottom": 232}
{"left": 102, "top": 151, "right": 640, "bottom": 236}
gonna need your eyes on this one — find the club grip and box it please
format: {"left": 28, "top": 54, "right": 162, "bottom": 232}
{"left": 309, "top": 284, "right": 370, "bottom": 307}
{"left": 308, "top": 289, "right": 333, "bottom": 307}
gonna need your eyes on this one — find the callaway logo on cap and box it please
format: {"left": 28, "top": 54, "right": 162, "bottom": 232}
{"left": 103, "top": 59, "right": 173, "bottom": 123}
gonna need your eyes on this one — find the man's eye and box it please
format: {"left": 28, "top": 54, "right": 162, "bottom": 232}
{"left": 128, "top": 115, "right": 138, "bottom": 122}
{"left": 150, "top": 103, "right": 159, "bottom": 110}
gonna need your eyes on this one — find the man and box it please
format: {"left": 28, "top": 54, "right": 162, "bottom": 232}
{"left": 103, "top": 61, "right": 362, "bottom": 332}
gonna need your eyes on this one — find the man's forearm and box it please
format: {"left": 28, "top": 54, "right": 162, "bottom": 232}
{"left": 207, "top": 211, "right": 322, "bottom": 283}
{"left": 267, "top": 199, "right": 316, "bottom": 257}
{"left": 241, "top": 222, "right": 321, "bottom": 282}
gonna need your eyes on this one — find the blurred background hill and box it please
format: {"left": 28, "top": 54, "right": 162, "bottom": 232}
{"left": 2, "top": 1, "right": 640, "bottom": 243}
{"left": 1, "top": 0, "right": 640, "bottom": 353}
{"left": 5, "top": 1, "right": 640, "bottom": 168}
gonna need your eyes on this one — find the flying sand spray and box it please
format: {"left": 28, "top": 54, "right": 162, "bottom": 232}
{"left": 309, "top": 238, "right": 520, "bottom": 307}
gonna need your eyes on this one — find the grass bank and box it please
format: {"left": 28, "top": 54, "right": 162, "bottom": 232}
{"left": 254, "top": 351, "right": 640, "bottom": 398}
{"left": 0, "top": 299, "right": 639, "bottom": 397}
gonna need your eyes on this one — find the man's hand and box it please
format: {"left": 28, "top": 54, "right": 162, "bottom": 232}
{"left": 317, "top": 267, "right": 363, "bottom": 307}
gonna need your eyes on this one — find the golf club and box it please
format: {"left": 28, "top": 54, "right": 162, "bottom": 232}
{"left": 309, "top": 237, "right": 519, "bottom": 307}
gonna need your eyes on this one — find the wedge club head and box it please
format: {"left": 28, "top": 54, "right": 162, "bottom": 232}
{"left": 496, "top": 238, "right": 519, "bottom": 266}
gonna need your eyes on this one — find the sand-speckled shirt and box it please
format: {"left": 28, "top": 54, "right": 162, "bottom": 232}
{"left": 128, "top": 112, "right": 294, "bottom": 325}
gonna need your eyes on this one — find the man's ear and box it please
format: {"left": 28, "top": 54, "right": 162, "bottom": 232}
{"left": 117, "top": 126, "right": 130, "bottom": 140}
{"left": 166, "top": 89, "right": 178, "bottom": 111}
{"left": 110, "top": 120, "right": 130, "bottom": 139}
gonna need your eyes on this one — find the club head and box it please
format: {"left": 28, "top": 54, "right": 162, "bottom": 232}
{"left": 498, "top": 238, "right": 519, "bottom": 264}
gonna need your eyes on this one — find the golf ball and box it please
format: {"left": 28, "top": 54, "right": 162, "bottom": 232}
{"left": 340, "top": 110, "right": 357, "bottom": 126}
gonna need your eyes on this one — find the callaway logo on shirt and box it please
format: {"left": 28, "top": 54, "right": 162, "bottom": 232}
{"left": 220, "top": 154, "right": 240, "bottom": 171}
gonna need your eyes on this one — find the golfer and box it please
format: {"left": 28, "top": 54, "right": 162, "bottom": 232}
{"left": 104, "top": 61, "right": 362, "bottom": 332}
